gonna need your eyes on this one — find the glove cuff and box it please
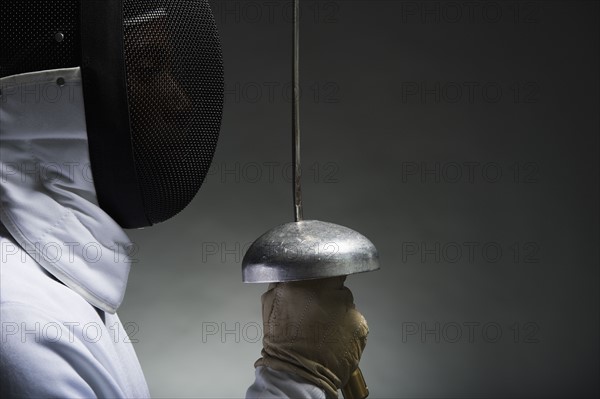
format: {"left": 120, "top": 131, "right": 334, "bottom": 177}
{"left": 255, "top": 355, "right": 340, "bottom": 399}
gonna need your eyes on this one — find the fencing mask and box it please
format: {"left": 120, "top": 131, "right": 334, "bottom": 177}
{"left": 1, "top": 0, "right": 224, "bottom": 228}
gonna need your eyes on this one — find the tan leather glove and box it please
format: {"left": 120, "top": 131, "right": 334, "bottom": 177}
{"left": 255, "top": 276, "right": 368, "bottom": 399}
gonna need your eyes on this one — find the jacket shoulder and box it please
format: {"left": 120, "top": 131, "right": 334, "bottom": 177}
{"left": 1, "top": 302, "right": 100, "bottom": 398}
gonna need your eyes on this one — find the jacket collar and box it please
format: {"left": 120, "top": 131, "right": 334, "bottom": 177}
{"left": 0, "top": 67, "right": 131, "bottom": 313}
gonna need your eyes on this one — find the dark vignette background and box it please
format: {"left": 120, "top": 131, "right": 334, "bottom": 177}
{"left": 119, "top": 1, "right": 600, "bottom": 397}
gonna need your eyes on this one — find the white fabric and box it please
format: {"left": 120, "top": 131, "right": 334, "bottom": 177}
{"left": 0, "top": 67, "right": 323, "bottom": 398}
{"left": 0, "top": 223, "right": 151, "bottom": 398}
{"left": 0, "top": 68, "right": 150, "bottom": 397}
{"left": 0, "top": 68, "right": 130, "bottom": 314}
{"left": 247, "top": 367, "right": 327, "bottom": 399}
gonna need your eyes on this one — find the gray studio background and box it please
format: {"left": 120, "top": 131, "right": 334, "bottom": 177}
{"left": 118, "top": 1, "right": 599, "bottom": 397}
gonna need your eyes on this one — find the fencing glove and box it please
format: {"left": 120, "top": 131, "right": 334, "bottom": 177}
{"left": 255, "top": 276, "right": 368, "bottom": 399}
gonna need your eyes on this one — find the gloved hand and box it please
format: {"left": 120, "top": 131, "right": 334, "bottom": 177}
{"left": 255, "top": 276, "right": 368, "bottom": 399}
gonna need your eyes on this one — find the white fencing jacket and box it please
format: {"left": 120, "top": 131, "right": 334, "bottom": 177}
{"left": 0, "top": 68, "right": 325, "bottom": 398}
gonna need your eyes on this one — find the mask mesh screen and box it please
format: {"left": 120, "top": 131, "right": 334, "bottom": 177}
{"left": 1, "top": 0, "right": 81, "bottom": 78}
{"left": 123, "top": 0, "right": 223, "bottom": 224}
